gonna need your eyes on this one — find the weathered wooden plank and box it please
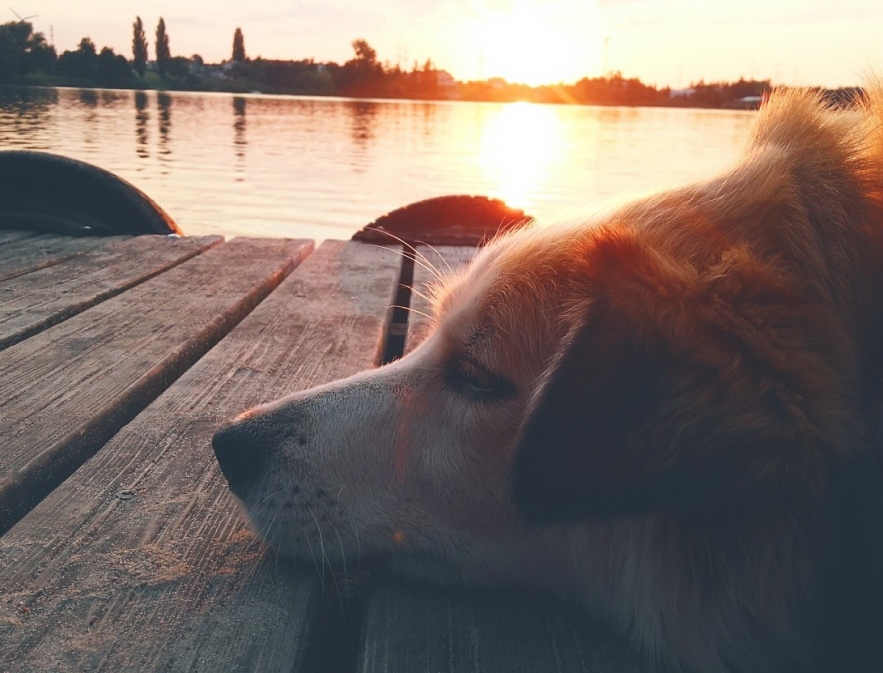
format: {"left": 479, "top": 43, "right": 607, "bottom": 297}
{"left": 0, "top": 240, "right": 402, "bottom": 673}
{"left": 0, "top": 233, "right": 126, "bottom": 283}
{"left": 0, "top": 235, "right": 221, "bottom": 350}
{"left": 0, "top": 229, "right": 38, "bottom": 244}
{"left": 0, "top": 237, "right": 312, "bottom": 536}
{"left": 404, "top": 245, "right": 476, "bottom": 354}
{"left": 366, "top": 245, "right": 644, "bottom": 673}
{"left": 358, "top": 579, "right": 641, "bottom": 673}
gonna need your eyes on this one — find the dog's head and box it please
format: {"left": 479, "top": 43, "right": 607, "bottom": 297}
{"left": 212, "top": 207, "right": 857, "bottom": 581}
{"left": 212, "top": 88, "right": 883, "bottom": 672}
{"left": 213, "top": 92, "right": 872, "bottom": 567}
{"left": 210, "top": 230, "right": 580, "bottom": 582}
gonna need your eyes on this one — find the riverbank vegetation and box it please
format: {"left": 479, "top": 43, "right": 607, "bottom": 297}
{"left": 0, "top": 18, "right": 862, "bottom": 109}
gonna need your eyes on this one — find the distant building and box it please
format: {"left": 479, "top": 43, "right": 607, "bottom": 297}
{"left": 738, "top": 95, "right": 763, "bottom": 106}
{"left": 731, "top": 95, "right": 763, "bottom": 110}
{"left": 669, "top": 87, "right": 696, "bottom": 98}
{"left": 436, "top": 70, "right": 457, "bottom": 98}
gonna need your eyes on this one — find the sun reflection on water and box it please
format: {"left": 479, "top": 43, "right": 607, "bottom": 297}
{"left": 0, "top": 88, "right": 756, "bottom": 240}
{"left": 479, "top": 102, "right": 564, "bottom": 211}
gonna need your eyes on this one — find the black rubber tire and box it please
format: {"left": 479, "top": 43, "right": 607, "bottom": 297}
{"left": 0, "top": 150, "right": 181, "bottom": 236}
{"left": 353, "top": 195, "right": 531, "bottom": 246}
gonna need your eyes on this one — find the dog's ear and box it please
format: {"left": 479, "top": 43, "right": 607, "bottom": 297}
{"left": 511, "top": 299, "right": 707, "bottom": 521}
{"left": 511, "top": 228, "right": 835, "bottom": 522}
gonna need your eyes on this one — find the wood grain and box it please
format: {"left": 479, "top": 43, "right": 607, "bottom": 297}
{"left": 0, "top": 235, "right": 221, "bottom": 350}
{"left": 0, "top": 237, "right": 312, "bottom": 536}
{"left": 0, "top": 240, "right": 401, "bottom": 673}
{"left": 404, "top": 245, "right": 475, "bottom": 354}
{"left": 358, "top": 579, "right": 641, "bottom": 673}
{"left": 0, "top": 233, "right": 126, "bottom": 283}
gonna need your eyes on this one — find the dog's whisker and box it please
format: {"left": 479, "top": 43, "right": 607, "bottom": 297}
{"left": 403, "top": 284, "right": 436, "bottom": 307}
{"left": 368, "top": 235, "right": 444, "bottom": 276}
{"left": 330, "top": 523, "right": 352, "bottom": 618}
{"left": 409, "top": 256, "right": 445, "bottom": 283}
{"left": 326, "top": 552, "right": 348, "bottom": 623}
{"left": 255, "top": 496, "right": 282, "bottom": 540}
{"left": 379, "top": 241, "right": 446, "bottom": 282}
{"left": 306, "top": 505, "right": 327, "bottom": 588}
{"left": 260, "top": 501, "right": 287, "bottom": 575}
{"left": 370, "top": 242, "right": 449, "bottom": 289}
{"left": 346, "top": 516, "right": 362, "bottom": 574}
{"left": 405, "top": 245, "right": 444, "bottom": 280}
{"left": 417, "top": 242, "right": 454, "bottom": 276}
{"left": 389, "top": 304, "right": 433, "bottom": 321}
{"left": 365, "top": 237, "right": 433, "bottom": 270}
{"left": 256, "top": 487, "right": 285, "bottom": 508}
{"left": 301, "top": 520, "right": 323, "bottom": 589}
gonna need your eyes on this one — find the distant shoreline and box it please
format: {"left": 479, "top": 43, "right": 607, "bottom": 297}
{"left": 5, "top": 77, "right": 861, "bottom": 112}
{"left": 0, "top": 23, "right": 864, "bottom": 111}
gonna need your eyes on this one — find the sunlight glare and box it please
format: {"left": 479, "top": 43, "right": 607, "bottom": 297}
{"left": 465, "top": 1, "right": 604, "bottom": 86}
{"left": 479, "top": 102, "right": 563, "bottom": 211}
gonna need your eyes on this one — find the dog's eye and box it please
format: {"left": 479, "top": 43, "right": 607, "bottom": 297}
{"left": 447, "top": 357, "right": 516, "bottom": 400}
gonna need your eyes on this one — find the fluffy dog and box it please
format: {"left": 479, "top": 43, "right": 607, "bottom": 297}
{"left": 213, "top": 89, "right": 883, "bottom": 672}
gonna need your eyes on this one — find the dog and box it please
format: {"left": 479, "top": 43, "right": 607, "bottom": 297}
{"left": 213, "top": 88, "right": 883, "bottom": 672}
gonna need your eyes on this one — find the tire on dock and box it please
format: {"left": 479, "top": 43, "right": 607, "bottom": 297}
{"left": 353, "top": 195, "right": 532, "bottom": 246}
{"left": 0, "top": 150, "right": 181, "bottom": 236}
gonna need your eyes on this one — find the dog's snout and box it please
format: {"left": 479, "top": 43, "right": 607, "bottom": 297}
{"left": 212, "top": 421, "right": 265, "bottom": 496}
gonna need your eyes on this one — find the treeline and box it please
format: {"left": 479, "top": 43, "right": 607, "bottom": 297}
{"left": 225, "top": 40, "right": 457, "bottom": 98}
{"left": 0, "top": 18, "right": 200, "bottom": 89}
{"left": 0, "top": 19, "right": 864, "bottom": 109}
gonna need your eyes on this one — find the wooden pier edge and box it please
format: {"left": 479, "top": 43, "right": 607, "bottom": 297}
{"left": 0, "top": 240, "right": 403, "bottom": 672}
{"left": 0, "top": 237, "right": 311, "bottom": 536}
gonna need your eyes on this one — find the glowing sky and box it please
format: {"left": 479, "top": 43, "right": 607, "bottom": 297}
{"left": 20, "top": 0, "right": 883, "bottom": 88}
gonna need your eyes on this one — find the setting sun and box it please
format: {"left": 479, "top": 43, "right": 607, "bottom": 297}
{"left": 462, "top": 2, "right": 605, "bottom": 86}
{"left": 479, "top": 102, "right": 564, "bottom": 209}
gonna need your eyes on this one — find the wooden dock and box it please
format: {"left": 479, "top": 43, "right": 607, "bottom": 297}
{"left": 0, "top": 231, "right": 638, "bottom": 672}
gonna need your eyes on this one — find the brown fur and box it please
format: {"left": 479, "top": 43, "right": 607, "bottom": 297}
{"left": 509, "top": 88, "right": 883, "bottom": 671}
{"left": 214, "top": 88, "right": 883, "bottom": 673}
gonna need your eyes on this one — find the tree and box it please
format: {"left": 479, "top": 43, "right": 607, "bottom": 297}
{"left": 22, "top": 29, "right": 56, "bottom": 75}
{"left": 132, "top": 16, "right": 148, "bottom": 77}
{"left": 155, "top": 17, "right": 170, "bottom": 78}
{"left": 167, "top": 55, "right": 191, "bottom": 78}
{"left": 57, "top": 37, "right": 98, "bottom": 80}
{"left": 338, "top": 38, "right": 384, "bottom": 96}
{"left": 351, "top": 39, "right": 377, "bottom": 67}
{"left": 0, "top": 21, "right": 29, "bottom": 81}
{"left": 0, "top": 20, "right": 55, "bottom": 81}
{"left": 232, "top": 27, "right": 245, "bottom": 62}
{"left": 97, "top": 46, "right": 133, "bottom": 87}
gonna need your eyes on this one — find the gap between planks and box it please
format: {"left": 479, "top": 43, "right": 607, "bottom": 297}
{"left": 0, "top": 234, "right": 222, "bottom": 351}
{"left": 0, "top": 240, "right": 402, "bottom": 673}
{"left": 0, "top": 237, "right": 312, "bottom": 536}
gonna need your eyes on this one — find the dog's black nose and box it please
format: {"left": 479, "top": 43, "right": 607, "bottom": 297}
{"left": 212, "top": 421, "right": 265, "bottom": 497}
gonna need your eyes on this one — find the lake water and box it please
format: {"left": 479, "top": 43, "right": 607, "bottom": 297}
{"left": 0, "top": 86, "right": 756, "bottom": 241}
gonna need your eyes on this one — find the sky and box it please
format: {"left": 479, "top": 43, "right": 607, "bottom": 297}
{"left": 18, "top": 0, "right": 883, "bottom": 88}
